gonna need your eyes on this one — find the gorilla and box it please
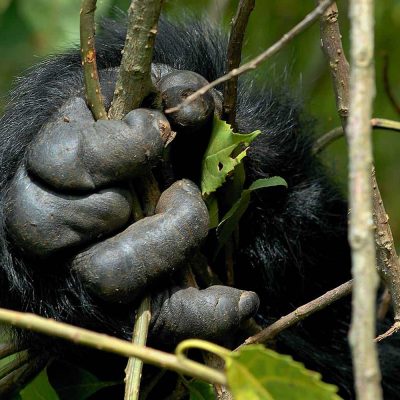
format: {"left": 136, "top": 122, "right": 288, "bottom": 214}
{"left": 0, "top": 16, "right": 399, "bottom": 400}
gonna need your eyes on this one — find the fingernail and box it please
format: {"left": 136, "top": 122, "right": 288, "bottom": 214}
{"left": 238, "top": 291, "right": 260, "bottom": 320}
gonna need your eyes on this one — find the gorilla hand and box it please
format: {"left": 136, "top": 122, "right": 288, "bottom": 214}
{"left": 4, "top": 69, "right": 259, "bottom": 344}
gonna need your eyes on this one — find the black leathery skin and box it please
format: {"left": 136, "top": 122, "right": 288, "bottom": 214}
{"left": 4, "top": 167, "right": 132, "bottom": 258}
{"left": 157, "top": 70, "right": 217, "bottom": 182}
{"left": 150, "top": 286, "right": 259, "bottom": 345}
{"left": 158, "top": 70, "right": 215, "bottom": 131}
{"left": 27, "top": 99, "right": 169, "bottom": 192}
{"left": 71, "top": 180, "right": 209, "bottom": 303}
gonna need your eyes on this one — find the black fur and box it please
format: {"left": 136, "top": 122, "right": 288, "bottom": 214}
{"left": 0, "top": 17, "right": 399, "bottom": 399}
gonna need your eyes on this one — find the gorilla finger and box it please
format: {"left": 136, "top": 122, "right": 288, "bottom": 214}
{"left": 27, "top": 97, "right": 172, "bottom": 191}
{"left": 150, "top": 285, "right": 260, "bottom": 345}
{"left": 4, "top": 167, "right": 132, "bottom": 258}
{"left": 157, "top": 70, "right": 215, "bottom": 131}
{"left": 71, "top": 180, "right": 209, "bottom": 304}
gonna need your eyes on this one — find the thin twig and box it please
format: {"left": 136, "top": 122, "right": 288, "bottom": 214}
{"left": 0, "top": 307, "right": 227, "bottom": 386}
{"left": 318, "top": 2, "right": 350, "bottom": 124}
{"left": 80, "top": 0, "right": 108, "bottom": 120}
{"left": 202, "top": 352, "right": 233, "bottom": 400}
{"left": 239, "top": 280, "right": 353, "bottom": 348}
{"left": 377, "top": 287, "right": 392, "bottom": 321}
{"left": 129, "top": 184, "right": 145, "bottom": 221}
{"left": 347, "top": 0, "right": 382, "bottom": 397}
{"left": 375, "top": 321, "right": 400, "bottom": 342}
{"left": 312, "top": 126, "right": 344, "bottom": 153}
{"left": 134, "top": 171, "right": 161, "bottom": 217}
{"left": 223, "top": 0, "right": 255, "bottom": 129}
{"left": 312, "top": 117, "right": 400, "bottom": 153}
{"left": 165, "top": 0, "right": 334, "bottom": 115}
{"left": 371, "top": 117, "right": 400, "bottom": 131}
{"left": 124, "top": 297, "right": 151, "bottom": 400}
{"left": 125, "top": 175, "right": 160, "bottom": 400}
{"left": 221, "top": 0, "right": 255, "bottom": 298}
{"left": 372, "top": 167, "right": 400, "bottom": 321}
{"left": 108, "top": 0, "right": 163, "bottom": 119}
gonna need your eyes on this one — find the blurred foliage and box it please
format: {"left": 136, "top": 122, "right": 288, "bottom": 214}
{"left": 0, "top": 0, "right": 399, "bottom": 240}
{"left": 17, "top": 368, "right": 59, "bottom": 400}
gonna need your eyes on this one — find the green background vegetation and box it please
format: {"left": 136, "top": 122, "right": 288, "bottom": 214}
{"left": 0, "top": 0, "right": 399, "bottom": 241}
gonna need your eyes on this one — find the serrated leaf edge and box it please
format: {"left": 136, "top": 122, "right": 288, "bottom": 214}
{"left": 226, "top": 346, "right": 342, "bottom": 400}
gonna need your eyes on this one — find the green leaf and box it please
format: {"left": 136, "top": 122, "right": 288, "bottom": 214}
{"left": 206, "top": 195, "right": 219, "bottom": 229}
{"left": 48, "top": 360, "right": 119, "bottom": 400}
{"left": 0, "top": 352, "right": 18, "bottom": 372}
{"left": 225, "top": 345, "right": 342, "bottom": 400}
{"left": 19, "top": 368, "right": 60, "bottom": 400}
{"left": 187, "top": 380, "right": 215, "bottom": 400}
{"left": 216, "top": 177, "right": 287, "bottom": 251}
{"left": 201, "top": 117, "right": 260, "bottom": 197}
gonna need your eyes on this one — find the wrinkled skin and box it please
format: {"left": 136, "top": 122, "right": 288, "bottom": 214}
{"left": 4, "top": 67, "right": 259, "bottom": 344}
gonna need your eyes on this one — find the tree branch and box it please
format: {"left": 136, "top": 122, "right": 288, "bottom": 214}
{"left": 372, "top": 167, "right": 400, "bottom": 322}
{"left": 312, "top": 117, "right": 400, "bottom": 154}
{"left": 108, "top": 0, "right": 163, "bottom": 119}
{"left": 313, "top": 126, "right": 344, "bottom": 153}
{"left": 124, "top": 297, "right": 151, "bottom": 400}
{"left": 319, "top": 2, "right": 350, "bottom": 124}
{"left": 0, "top": 307, "right": 226, "bottom": 386}
{"left": 240, "top": 280, "right": 353, "bottom": 348}
{"left": 80, "top": 0, "right": 108, "bottom": 120}
{"left": 377, "top": 287, "right": 392, "bottom": 321}
{"left": 223, "top": 0, "right": 255, "bottom": 129}
{"left": 371, "top": 117, "right": 400, "bottom": 131}
{"left": 347, "top": 0, "right": 382, "bottom": 397}
{"left": 375, "top": 321, "right": 400, "bottom": 342}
